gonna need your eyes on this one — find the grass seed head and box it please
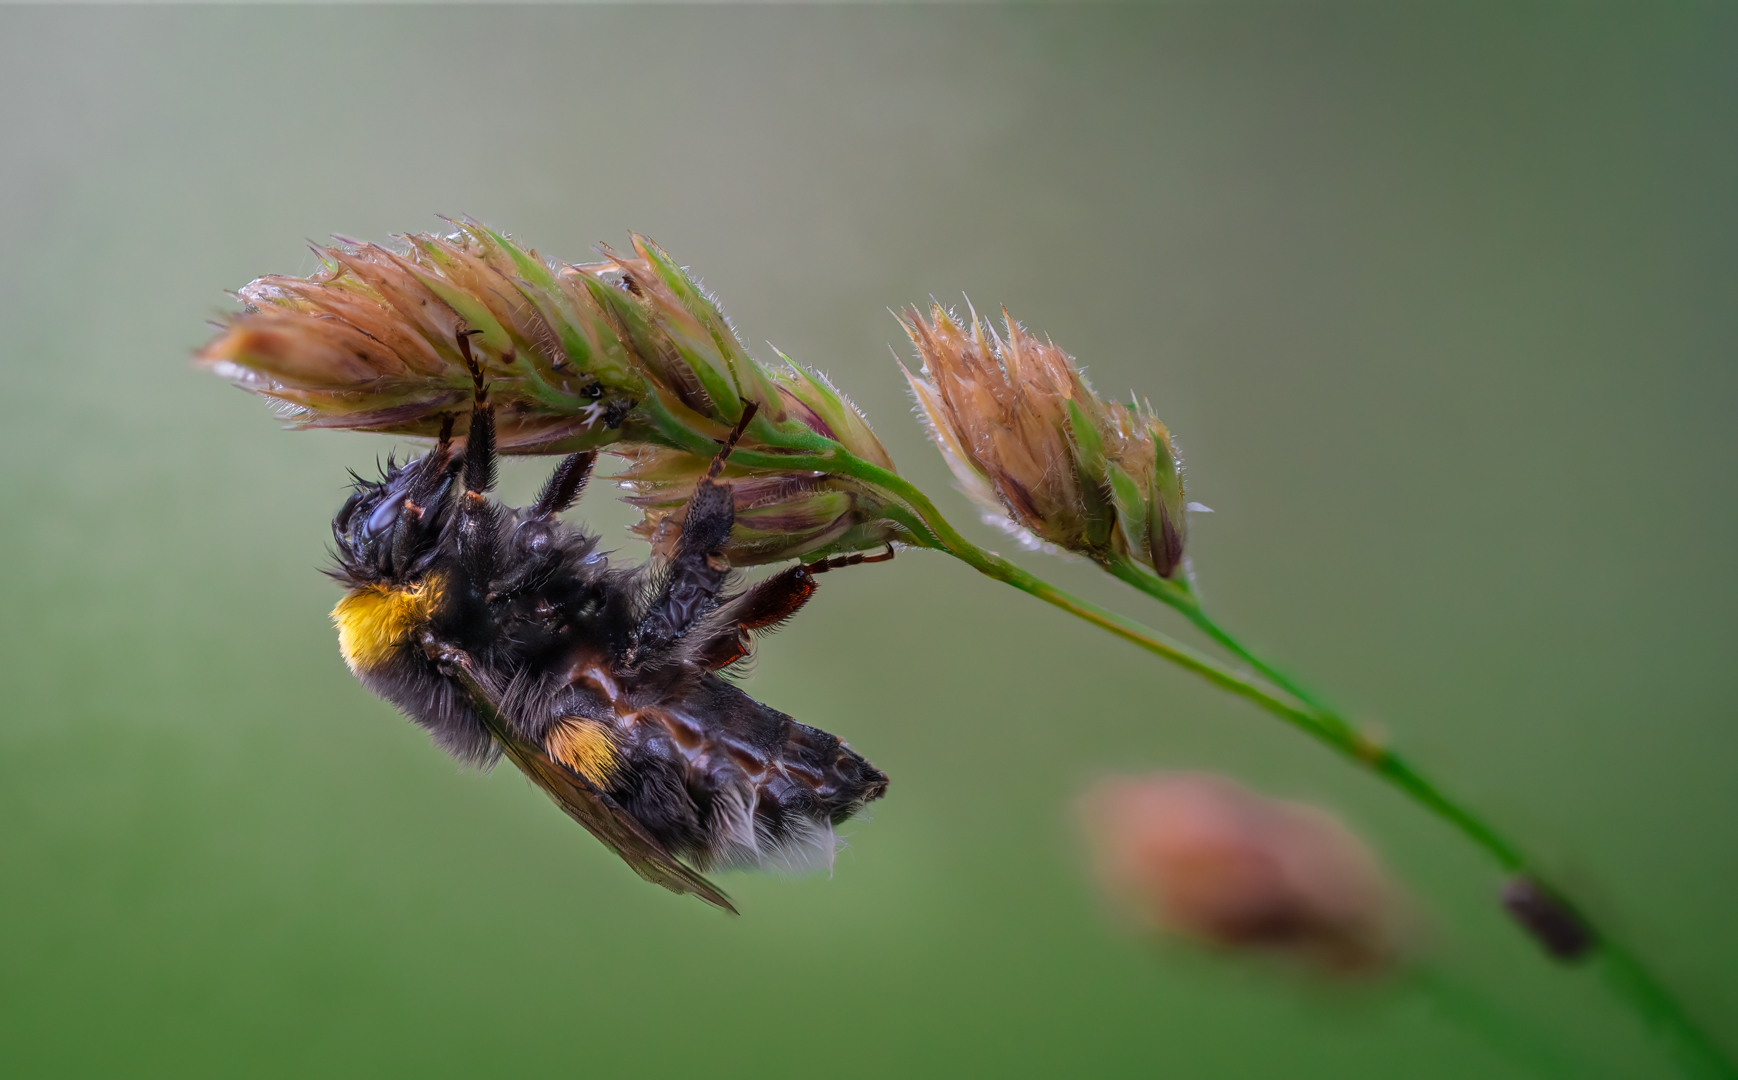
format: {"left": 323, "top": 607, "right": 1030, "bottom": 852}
{"left": 560, "top": 233, "right": 790, "bottom": 439}
{"left": 199, "top": 220, "right": 658, "bottom": 455}
{"left": 203, "top": 219, "right": 911, "bottom": 567}
{"left": 198, "top": 221, "right": 820, "bottom": 459}
{"left": 901, "top": 305, "right": 1187, "bottom": 575}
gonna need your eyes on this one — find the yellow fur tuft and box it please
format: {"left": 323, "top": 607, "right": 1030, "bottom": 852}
{"left": 546, "top": 719, "right": 620, "bottom": 786}
{"left": 332, "top": 577, "right": 443, "bottom": 673}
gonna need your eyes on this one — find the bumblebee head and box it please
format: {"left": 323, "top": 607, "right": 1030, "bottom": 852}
{"left": 330, "top": 448, "right": 461, "bottom": 586}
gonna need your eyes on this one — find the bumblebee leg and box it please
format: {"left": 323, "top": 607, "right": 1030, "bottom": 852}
{"left": 706, "top": 401, "right": 759, "bottom": 479}
{"left": 694, "top": 564, "right": 820, "bottom": 670}
{"left": 387, "top": 413, "right": 459, "bottom": 574}
{"left": 805, "top": 543, "right": 897, "bottom": 574}
{"left": 637, "top": 402, "right": 761, "bottom": 645}
{"left": 640, "top": 478, "right": 734, "bottom": 644}
{"left": 529, "top": 452, "right": 597, "bottom": 520}
{"left": 734, "top": 565, "right": 820, "bottom": 630}
{"left": 456, "top": 331, "right": 496, "bottom": 496}
{"left": 431, "top": 410, "right": 457, "bottom": 464}
{"left": 455, "top": 331, "right": 503, "bottom": 584}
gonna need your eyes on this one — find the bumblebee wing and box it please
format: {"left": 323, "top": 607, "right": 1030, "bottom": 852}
{"left": 447, "top": 655, "right": 737, "bottom": 914}
{"left": 498, "top": 729, "right": 738, "bottom": 913}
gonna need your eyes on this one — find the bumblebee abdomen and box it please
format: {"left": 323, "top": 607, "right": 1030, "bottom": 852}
{"left": 608, "top": 677, "right": 887, "bottom": 873}
{"left": 545, "top": 718, "right": 621, "bottom": 787}
{"left": 776, "top": 721, "right": 890, "bottom": 825}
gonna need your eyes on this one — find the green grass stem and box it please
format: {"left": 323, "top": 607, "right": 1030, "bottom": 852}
{"left": 650, "top": 417, "right": 1734, "bottom": 1079}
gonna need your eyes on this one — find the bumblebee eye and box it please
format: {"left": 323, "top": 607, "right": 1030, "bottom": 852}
{"left": 334, "top": 491, "right": 366, "bottom": 533}
{"left": 364, "top": 494, "right": 402, "bottom": 539}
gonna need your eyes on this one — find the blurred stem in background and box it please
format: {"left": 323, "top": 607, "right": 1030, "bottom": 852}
{"left": 893, "top": 303, "right": 1735, "bottom": 1076}
{"left": 886, "top": 468, "right": 1735, "bottom": 1080}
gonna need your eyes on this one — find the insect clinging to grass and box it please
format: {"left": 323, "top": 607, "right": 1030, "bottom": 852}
{"left": 328, "top": 334, "right": 888, "bottom": 912}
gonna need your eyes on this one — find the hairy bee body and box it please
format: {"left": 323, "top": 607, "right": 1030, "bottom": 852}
{"left": 328, "top": 395, "right": 886, "bottom": 909}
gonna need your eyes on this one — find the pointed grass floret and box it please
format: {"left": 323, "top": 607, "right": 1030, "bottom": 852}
{"left": 199, "top": 221, "right": 810, "bottom": 458}
{"left": 902, "top": 304, "right": 1188, "bottom": 575}
{"left": 199, "top": 220, "right": 655, "bottom": 454}
{"left": 562, "top": 236, "right": 786, "bottom": 433}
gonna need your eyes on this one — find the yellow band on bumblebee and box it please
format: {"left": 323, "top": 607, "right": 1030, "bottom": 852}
{"left": 545, "top": 718, "right": 620, "bottom": 786}
{"left": 332, "top": 577, "right": 444, "bottom": 673}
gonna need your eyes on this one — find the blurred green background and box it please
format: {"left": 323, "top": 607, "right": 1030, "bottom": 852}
{"left": 2, "top": 5, "right": 1733, "bottom": 1078}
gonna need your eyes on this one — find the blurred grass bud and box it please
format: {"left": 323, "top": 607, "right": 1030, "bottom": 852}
{"left": 902, "top": 305, "right": 1188, "bottom": 575}
{"left": 1501, "top": 876, "right": 1595, "bottom": 961}
{"left": 1078, "top": 773, "right": 1407, "bottom": 974}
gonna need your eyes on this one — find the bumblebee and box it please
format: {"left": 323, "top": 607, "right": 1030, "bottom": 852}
{"left": 328, "top": 338, "right": 887, "bottom": 912}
